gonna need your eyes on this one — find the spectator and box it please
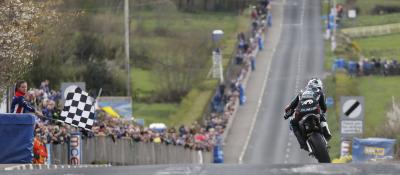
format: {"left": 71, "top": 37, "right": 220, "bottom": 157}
{"left": 237, "top": 32, "right": 245, "bottom": 42}
{"left": 42, "top": 100, "right": 60, "bottom": 122}
{"left": 251, "top": 6, "right": 258, "bottom": 20}
{"left": 11, "top": 80, "right": 43, "bottom": 117}
{"left": 33, "top": 133, "right": 48, "bottom": 164}
{"left": 153, "top": 133, "right": 162, "bottom": 143}
{"left": 40, "top": 79, "right": 50, "bottom": 96}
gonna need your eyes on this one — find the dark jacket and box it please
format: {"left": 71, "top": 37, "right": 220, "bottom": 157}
{"left": 285, "top": 89, "right": 327, "bottom": 114}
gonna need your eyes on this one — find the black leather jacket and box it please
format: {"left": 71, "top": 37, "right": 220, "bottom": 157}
{"left": 285, "top": 89, "right": 327, "bottom": 114}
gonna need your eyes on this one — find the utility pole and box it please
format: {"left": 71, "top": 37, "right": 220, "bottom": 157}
{"left": 124, "top": 0, "right": 131, "bottom": 97}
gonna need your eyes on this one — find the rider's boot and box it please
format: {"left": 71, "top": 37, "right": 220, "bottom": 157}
{"left": 290, "top": 120, "right": 308, "bottom": 151}
{"left": 320, "top": 114, "right": 332, "bottom": 141}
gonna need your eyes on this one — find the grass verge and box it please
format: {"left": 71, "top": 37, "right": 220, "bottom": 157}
{"left": 353, "top": 33, "right": 400, "bottom": 59}
{"left": 133, "top": 103, "right": 178, "bottom": 126}
{"left": 341, "top": 13, "right": 400, "bottom": 28}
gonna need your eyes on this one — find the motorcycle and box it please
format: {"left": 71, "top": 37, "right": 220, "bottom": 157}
{"left": 285, "top": 111, "right": 331, "bottom": 163}
{"left": 298, "top": 113, "right": 331, "bottom": 163}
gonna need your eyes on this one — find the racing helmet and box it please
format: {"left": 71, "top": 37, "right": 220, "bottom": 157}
{"left": 307, "top": 78, "right": 323, "bottom": 90}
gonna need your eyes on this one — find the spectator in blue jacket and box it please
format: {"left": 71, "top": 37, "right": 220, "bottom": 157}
{"left": 11, "top": 80, "right": 43, "bottom": 117}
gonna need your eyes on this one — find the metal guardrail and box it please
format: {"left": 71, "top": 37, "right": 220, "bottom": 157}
{"left": 50, "top": 136, "right": 212, "bottom": 165}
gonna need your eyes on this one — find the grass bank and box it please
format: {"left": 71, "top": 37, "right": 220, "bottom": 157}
{"left": 353, "top": 33, "right": 400, "bottom": 59}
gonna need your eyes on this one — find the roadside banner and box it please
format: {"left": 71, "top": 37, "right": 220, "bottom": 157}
{"left": 46, "top": 144, "right": 51, "bottom": 165}
{"left": 69, "top": 133, "right": 82, "bottom": 165}
{"left": 98, "top": 96, "right": 133, "bottom": 120}
{"left": 352, "top": 137, "right": 396, "bottom": 162}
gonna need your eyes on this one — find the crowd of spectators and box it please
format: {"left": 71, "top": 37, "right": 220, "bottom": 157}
{"left": 83, "top": 117, "right": 223, "bottom": 152}
{"left": 334, "top": 58, "right": 400, "bottom": 77}
{"left": 27, "top": 80, "right": 222, "bottom": 152}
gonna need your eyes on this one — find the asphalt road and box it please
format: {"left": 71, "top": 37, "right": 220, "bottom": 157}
{"left": 3, "top": 163, "right": 400, "bottom": 175}
{"left": 242, "top": 0, "right": 325, "bottom": 164}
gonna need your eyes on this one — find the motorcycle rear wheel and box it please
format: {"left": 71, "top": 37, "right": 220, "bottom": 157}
{"left": 308, "top": 133, "right": 331, "bottom": 163}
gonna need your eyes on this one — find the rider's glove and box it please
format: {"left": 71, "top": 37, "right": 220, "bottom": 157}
{"left": 284, "top": 113, "right": 290, "bottom": 120}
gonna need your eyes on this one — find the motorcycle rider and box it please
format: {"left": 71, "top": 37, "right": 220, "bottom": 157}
{"left": 283, "top": 78, "right": 332, "bottom": 151}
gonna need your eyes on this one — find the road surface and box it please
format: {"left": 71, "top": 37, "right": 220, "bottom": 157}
{"left": 225, "top": 0, "right": 326, "bottom": 164}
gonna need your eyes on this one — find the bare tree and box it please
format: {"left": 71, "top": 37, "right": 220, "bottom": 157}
{"left": 152, "top": 33, "right": 210, "bottom": 102}
{"left": 0, "top": 0, "right": 59, "bottom": 97}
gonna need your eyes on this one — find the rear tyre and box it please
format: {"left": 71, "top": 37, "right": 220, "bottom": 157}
{"left": 308, "top": 133, "right": 331, "bottom": 163}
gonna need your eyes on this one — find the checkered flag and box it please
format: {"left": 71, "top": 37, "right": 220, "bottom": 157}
{"left": 60, "top": 86, "right": 95, "bottom": 130}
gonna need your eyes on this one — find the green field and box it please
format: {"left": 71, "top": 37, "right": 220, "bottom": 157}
{"left": 341, "top": 13, "right": 400, "bottom": 28}
{"left": 133, "top": 81, "right": 218, "bottom": 127}
{"left": 359, "top": 76, "right": 400, "bottom": 136}
{"left": 354, "top": 33, "right": 400, "bottom": 58}
{"left": 133, "top": 103, "right": 178, "bottom": 127}
{"left": 132, "top": 68, "right": 157, "bottom": 98}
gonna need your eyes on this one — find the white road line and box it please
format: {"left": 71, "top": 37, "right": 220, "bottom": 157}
{"left": 285, "top": 0, "right": 306, "bottom": 164}
{"left": 295, "top": 0, "right": 305, "bottom": 92}
{"left": 4, "top": 165, "right": 21, "bottom": 171}
{"left": 238, "top": 44, "right": 274, "bottom": 164}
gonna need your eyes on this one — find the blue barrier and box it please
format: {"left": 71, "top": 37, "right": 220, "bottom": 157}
{"left": 239, "top": 84, "right": 246, "bottom": 105}
{"left": 213, "top": 135, "right": 224, "bottom": 163}
{"left": 267, "top": 13, "right": 272, "bottom": 27}
{"left": 258, "top": 36, "right": 264, "bottom": 50}
{"left": 352, "top": 137, "right": 396, "bottom": 162}
{"left": 0, "top": 113, "right": 35, "bottom": 163}
{"left": 211, "top": 93, "right": 224, "bottom": 113}
{"left": 336, "top": 58, "right": 346, "bottom": 69}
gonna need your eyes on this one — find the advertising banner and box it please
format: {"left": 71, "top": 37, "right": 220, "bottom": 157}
{"left": 69, "top": 133, "right": 82, "bottom": 165}
{"left": 98, "top": 96, "right": 133, "bottom": 120}
{"left": 352, "top": 137, "right": 396, "bottom": 162}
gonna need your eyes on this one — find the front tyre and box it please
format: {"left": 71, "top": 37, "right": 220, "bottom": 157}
{"left": 308, "top": 133, "right": 331, "bottom": 163}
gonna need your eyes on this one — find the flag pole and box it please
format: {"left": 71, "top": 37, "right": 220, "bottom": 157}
{"left": 95, "top": 88, "right": 103, "bottom": 101}
{"left": 92, "top": 88, "right": 103, "bottom": 120}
